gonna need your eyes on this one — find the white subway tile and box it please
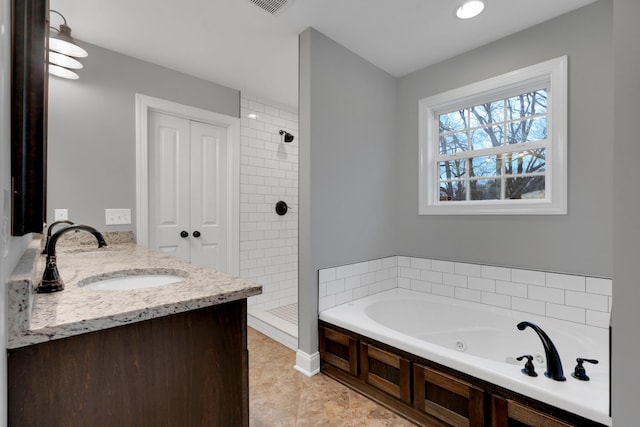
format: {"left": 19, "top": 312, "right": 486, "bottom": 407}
{"left": 455, "top": 262, "right": 482, "bottom": 278}
{"left": 382, "top": 278, "right": 396, "bottom": 291}
{"left": 353, "top": 286, "right": 369, "bottom": 300}
{"left": 400, "top": 267, "right": 421, "bottom": 280}
{"left": 468, "top": 277, "right": 496, "bottom": 292}
{"left": 326, "top": 279, "right": 345, "bottom": 295}
{"left": 368, "top": 282, "right": 383, "bottom": 295}
{"left": 410, "top": 257, "right": 432, "bottom": 270}
{"left": 455, "top": 288, "right": 481, "bottom": 303}
{"left": 318, "top": 295, "right": 336, "bottom": 312}
{"left": 512, "top": 269, "right": 546, "bottom": 286}
{"left": 345, "top": 275, "right": 362, "bottom": 290}
{"left": 528, "top": 285, "right": 564, "bottom": 304}
{"left": 397, "top": 256, "right": 411, "bottom": 268}
{"left": 398, "top": 277, "right": 411, "bottom": 289}
{"left": 565, "top": 291, "right": 609, "bottom": 312}
{"left": 482, "top": 292, "right": 511, "bottom": 309}
{"left": 382, "top": 257, "right": 397, "bottom": 269}
{"left": 410, "top": 280, "right": 431, "bottom": 294}
{"left": 512, "top": 297, "right": 545, "bottom": 316}
{"left": 362, "top": 272, "right": 376, "bottom": 285}
{"left": 432, "top": 283, "right": 455, "bottom": 298}
{"left": 586, "top": 277, "right": 613, "bottom": 296}
{"left": 482, "top": 265, "right": 511, "bottom": 281}
{"left": 546, "top": 303, "right": 585, "bottom": 324}
{"left": 354, "top": 261, "right": 370, "bottom": 275}
{"left": 586, "top": 310, "right": 610, "bottom": 328}
{"left": 443, "top": 273, "right": 467, "bottom": 288}
{"left": 335, "top": 290, "right": 354, "bottom": 305}
{"left": 546, "top": 273, "right": 585, "bottom": 292}
{"left": 431, "top": 260, "right": 455, "bottom": 273}
{"left": 495, "top": 281, "right": 527, "bottom": 298}
{"left": 336, "top": 264, "right": 354, "bottom": 279}
{"left": 421, "top": 270, "right": 443, "bottom": 284}
{"left": 376, "top": 268, "right": 391, "bottom": 282}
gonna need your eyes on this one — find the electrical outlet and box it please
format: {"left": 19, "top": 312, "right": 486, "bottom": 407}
{"left": 54, "top": 209, "right": 68, "bottom": 221}
{"left": 105, "top": 209, "right": 131, "bottom": 225}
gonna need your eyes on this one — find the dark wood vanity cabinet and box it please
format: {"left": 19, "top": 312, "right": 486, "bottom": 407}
{"left": 319, "top": 322, "right": 606, "bottom": 427}
{"left": 8, "top": 300, "right": 249, "bottom": 427}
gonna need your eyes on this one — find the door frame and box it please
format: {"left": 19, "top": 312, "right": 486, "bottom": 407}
{"left": 135, "top": 94, "right": 240, "bottom": 275}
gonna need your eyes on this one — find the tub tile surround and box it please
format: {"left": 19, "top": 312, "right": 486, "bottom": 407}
{"left": 319, "top": 256, "right": 612, "bottom": 329}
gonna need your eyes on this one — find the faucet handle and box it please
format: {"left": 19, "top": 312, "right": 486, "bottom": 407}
{"left": 517, "top": 355, "right": 538, "bottom": 377}
{"left": 572, "top": 358, "right": 599, "bottom": 381}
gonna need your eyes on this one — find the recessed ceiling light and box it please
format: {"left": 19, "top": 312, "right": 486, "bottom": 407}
{"left": 456, "top": 0, "right": 486, "bottom": 20}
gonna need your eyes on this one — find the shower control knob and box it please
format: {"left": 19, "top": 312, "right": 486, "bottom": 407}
{"left": 192, "top": 231, "right": 201, "bottom": 238}
{"left": 517, "top": 355, "right": 538, "bottom": 377}
{"left": 180, "top": 230, "right": 189, "bottom": 238}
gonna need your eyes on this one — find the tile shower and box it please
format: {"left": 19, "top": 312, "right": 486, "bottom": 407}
{"left": 240, "top": 95, "right": 299, "bottom": 349}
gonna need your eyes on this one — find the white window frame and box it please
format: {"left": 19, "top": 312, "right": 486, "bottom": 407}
{"left": 418, "top": 56, "right": 567, "bottom": 215}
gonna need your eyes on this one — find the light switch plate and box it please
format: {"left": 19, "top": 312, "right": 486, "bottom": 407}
{"left": 105, "top": 209, "right": 131, "bottom": 225}
{"left": 54, "top": 209, "right": 68, "bottom": 221}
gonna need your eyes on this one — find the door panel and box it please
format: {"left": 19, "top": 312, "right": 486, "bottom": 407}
{"left": 148, "top": 113, "right": 229, "bottom": 272}
{"left": 149, "top": 112, "right": 191, "bottom": 261}
{"left": 190, "top": 121, "right": 228, "bottom": 271}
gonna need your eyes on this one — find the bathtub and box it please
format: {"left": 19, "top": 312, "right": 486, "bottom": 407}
{"left": 319, "top": 288, "right": 610, "bottom": 426}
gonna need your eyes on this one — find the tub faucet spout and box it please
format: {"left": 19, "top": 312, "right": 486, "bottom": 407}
{"left": 517, "top": 321, "right": 566, "bottom": 381}
{"left": 37, "top": 225, "right": 108, "bottom": 293}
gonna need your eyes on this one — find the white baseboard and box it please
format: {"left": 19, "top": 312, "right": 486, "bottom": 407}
{"left": 294, "top": 350, "right": 320, "bottom": 377}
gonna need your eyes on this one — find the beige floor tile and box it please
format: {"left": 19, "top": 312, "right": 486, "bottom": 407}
{"left": 248, "top": 328, "right": 416, "bottom": 426}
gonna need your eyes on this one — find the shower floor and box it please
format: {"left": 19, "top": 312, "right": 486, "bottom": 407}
{"left": 267, "top": 303, "right": 298, "bottom": 325}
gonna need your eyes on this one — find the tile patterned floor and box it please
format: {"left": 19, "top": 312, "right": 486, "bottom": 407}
{"left": 267, "top": 303, "right": 299, "bottom": 326}
{"left": 248, "top": 328, "right": 417, "bottom": 426}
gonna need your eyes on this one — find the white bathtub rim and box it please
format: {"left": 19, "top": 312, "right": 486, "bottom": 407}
{"left": 319, "top": 288, "right": 610, "bottom": 426}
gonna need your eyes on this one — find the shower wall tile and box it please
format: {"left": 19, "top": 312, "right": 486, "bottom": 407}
{"left": 319, "top": 255, "right": 611, "bottom": 329}
{"left": 241, "top": 95, "right": 299, "bottom": 312}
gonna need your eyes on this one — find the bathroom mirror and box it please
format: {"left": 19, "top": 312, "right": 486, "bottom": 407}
{"left": 10, "top": 0, "right": 49, "bottom": 236}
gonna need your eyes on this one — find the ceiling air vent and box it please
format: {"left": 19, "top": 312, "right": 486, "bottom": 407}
{"left": 249, "top": 0, "right": 290, "bottom": 15}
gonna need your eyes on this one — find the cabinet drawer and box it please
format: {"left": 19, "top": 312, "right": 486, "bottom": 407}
{"left": 319, "top": 326, "right": 358, "bottom": 375}
{"left": 413, "top": 363, "right": 485, "bottom": 427}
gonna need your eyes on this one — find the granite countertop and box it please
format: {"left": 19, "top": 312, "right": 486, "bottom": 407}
{"left": 7, "top": 233, "right": 262, "bottom": 349}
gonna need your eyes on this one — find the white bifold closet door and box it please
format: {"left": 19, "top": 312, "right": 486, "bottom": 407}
{"left": 148, "top": 110, "right": 229, "bottom": 272}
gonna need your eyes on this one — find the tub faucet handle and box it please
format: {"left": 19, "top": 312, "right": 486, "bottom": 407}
{"left": 572, "top": 358, "right": 599, "bottom": 381}
{"left": 517, "top": 355, "right": 538, "bottom": 377}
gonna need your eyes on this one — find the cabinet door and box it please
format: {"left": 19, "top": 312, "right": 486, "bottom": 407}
{"left": 359, "top": 342, "right": 411, "bottom": 403}
{"left": 413, "top": 363, "right": 485, "bottom": 427}
{"left": 319, "top": 326, "right": 358, "bottom": 375}
{"left": 491, "top": 395, "right": 575, "bottom": 427}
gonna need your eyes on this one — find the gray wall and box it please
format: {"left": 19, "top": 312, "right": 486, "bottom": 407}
{"left": 298, "top": 28, "right": 397, "bottom": 353}
{"left": 395, "top": 0, "right": 613, "bottom": 278}
{"left": 612, "top": 0, "right": 640, "bottom": 423}
{"left": 48, "top": 42, "right": 240, "bottom": 232}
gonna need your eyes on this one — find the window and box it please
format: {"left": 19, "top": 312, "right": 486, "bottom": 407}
{"left": 419, "top": 56, "right": 567, "bottom": 215}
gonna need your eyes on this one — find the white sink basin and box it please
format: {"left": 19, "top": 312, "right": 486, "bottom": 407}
{"left": 80, "top": 270, "right": 187, "bottom": 291}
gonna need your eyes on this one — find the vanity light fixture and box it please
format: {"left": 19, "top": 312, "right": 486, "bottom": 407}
{"left": 49, "top": 9, "right": 87, "bottom": 79}
{"left": 456, "top": 0, "right": 486, "bottom": 20}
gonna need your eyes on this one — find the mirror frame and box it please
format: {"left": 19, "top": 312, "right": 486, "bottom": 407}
{"left": 11, "top": 0, "right": 49, "bottom": 236}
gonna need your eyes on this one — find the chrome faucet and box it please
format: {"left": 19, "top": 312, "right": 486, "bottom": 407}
{"left": 37, "top": 225, "right": 108, "bottom": 293}
{"left": 41, "top": 220, "right": 74, "bottom": 254}
{"left": 517, "top": 321, "right": 566, "bottom": 381}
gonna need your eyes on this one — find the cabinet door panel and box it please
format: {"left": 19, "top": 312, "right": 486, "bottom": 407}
{"left": 414, "top": 363, "right": 485, "bottom": 427}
